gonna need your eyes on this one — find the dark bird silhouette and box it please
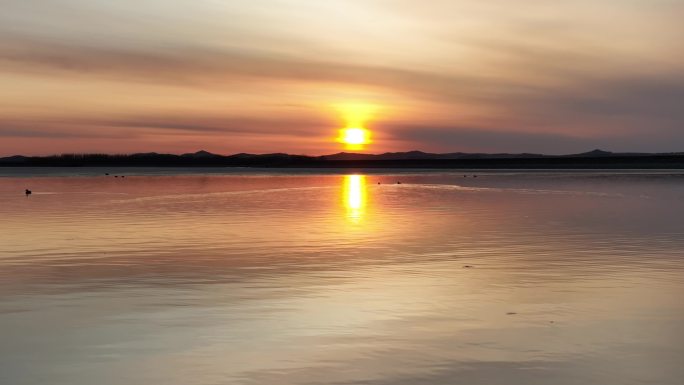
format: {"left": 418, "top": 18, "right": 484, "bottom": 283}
{"left": 25, "top": 189, "right": 31, "bottom": 196}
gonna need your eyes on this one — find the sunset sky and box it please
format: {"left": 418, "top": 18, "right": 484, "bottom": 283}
{"left": 1, "top": 0, "right": 683, "bottom": 155}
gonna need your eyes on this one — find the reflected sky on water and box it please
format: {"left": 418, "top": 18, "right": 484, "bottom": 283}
{"left": 1, "top": 171, "right": 684, "bottom": 385}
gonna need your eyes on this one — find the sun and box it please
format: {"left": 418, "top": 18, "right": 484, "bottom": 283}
{"left": 341, "top": 127, "right": 370, "bottom": 145}
{"left": 334, "top": 103, "right": 377, "bottom": 150}
{"left": 338, "top": 127, "right": 371, "bottom": 150}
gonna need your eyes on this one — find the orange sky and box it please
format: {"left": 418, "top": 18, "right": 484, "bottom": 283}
{"left": 1, "top": 0, "right": 683, "bottom": 155}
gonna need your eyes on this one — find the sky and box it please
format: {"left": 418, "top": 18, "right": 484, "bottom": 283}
{"left": 1, "top": 0, "right": 683, "bottom": 155}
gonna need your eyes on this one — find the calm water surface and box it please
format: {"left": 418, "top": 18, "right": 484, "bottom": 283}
{"left": 1, "top": 170, "right": 683, "bottom": 385}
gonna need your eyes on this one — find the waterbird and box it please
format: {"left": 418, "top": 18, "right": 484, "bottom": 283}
{"left": 25, "top": 189, "right": 31, "bottom": 196}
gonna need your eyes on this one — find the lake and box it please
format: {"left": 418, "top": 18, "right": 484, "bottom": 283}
{"left": 1, "top": 169, "right": 683, "bottom": 385}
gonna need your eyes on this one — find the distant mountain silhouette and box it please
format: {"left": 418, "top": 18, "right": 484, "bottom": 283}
{"left": 576, "top": 149, "right": 614, "bottom": 157}
{"left": 318, "top": 149, "right": 656, "bottom": 161}
{"left": 181, "top": 150, "right": 220, "bottom": 158}
{"left": 0, "top": 155, "right": 28, "bottom": 163}
{"left": 2, "top": 149, "right": 684, "bottom": 168}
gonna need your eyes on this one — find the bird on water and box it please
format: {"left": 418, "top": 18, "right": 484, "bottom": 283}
{"left": 25, "top": 189, "right": 31, "bottom": 196}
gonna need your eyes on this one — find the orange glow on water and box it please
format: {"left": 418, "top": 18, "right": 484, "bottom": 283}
{"left": 343, "top": 174, "right": 367, "bottom": 222}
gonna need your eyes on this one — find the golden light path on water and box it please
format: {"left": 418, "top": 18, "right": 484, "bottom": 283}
{"left": 343, "top": 174, "right": 367, "bottom": 222}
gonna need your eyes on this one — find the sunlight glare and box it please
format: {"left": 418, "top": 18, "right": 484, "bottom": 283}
{"left": 343, "top": 174, "right": 367, "bottom": 222}
{"left": 334, "top": 103, "right": 377, "bottom": 150}
{"left": 342, "top": 127, "right": 369, "bottom": 145}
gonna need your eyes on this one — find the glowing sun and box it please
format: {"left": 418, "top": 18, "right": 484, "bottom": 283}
{"left": 341, "top": 127, "right": 370, "bottom": 146}
{"left": 334, "top": 103, "right": 377, "bottom": 150}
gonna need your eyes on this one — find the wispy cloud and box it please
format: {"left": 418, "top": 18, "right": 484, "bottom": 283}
{"left": 1, "top": 0, "right": 683, "bottom": 154}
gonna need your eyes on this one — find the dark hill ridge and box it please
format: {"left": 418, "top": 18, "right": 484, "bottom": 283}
{"left": 319, "top": 151, "right": 548, "bottom": 160}
{"left": 181, "top": 150, "right": 220, "bottom": 158}
{"left": 572, "top": 149, "right": 614, "bottom": 157}
{"left": 0, "top": 155, "right": 28, "bottom": 163}
{"left": 2, "top": 149, "right": 684, "bottom": 168}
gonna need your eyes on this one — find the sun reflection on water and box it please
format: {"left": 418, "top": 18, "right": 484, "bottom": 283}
{"left": 343, "top": 175, "right": 367, "bottom": 222}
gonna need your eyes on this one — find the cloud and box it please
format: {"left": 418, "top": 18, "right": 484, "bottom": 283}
{"left": 0, "top": 119, "right": 132, "bottom": 139}
{"left": 389, "top": 121, "right": 684, "bottom": 154}
{"left": 0, "top": 34, "right": 498, "bottom": 102}
{"left": 388, "top": 125, "right": 594, "bottom": 154}
{"left": 3, "top": 31, "right": 682, "bottom": 114}
{"left": 532, "top": 77, "right": 684, "bottom": 121}
{"left": 0, "top": 114, "right": 330, "bottom": 138}
{"left": 1, "top": 0, "right": 683, "bottom": 154}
